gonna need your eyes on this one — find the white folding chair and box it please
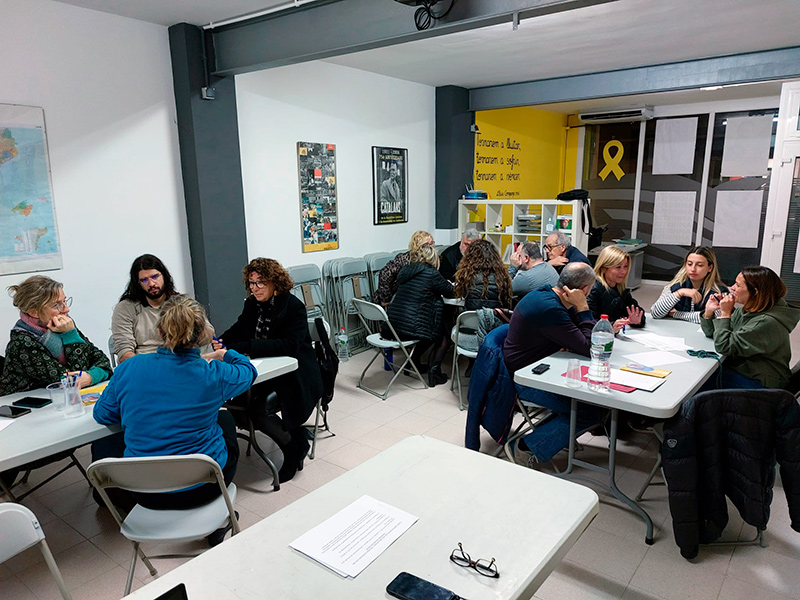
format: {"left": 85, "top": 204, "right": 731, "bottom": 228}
{"left": 450, "top": 310, "right": 479, "bottom": 411}
{"left": 87, "top": 454, "right": 240, "bottom": 596}
{"left": 307, "top": 318, "right": 335, "bottom": 459}
{"left": 351, "top": 299, "right": 427, "bottom": 400}
{"left": 0, "top": 503, "right": 72, "bottom": 600}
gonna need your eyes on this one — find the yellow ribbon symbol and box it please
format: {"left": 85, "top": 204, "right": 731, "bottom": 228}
{"left": 599, "top": 140, "right": 625, "bottom": 181}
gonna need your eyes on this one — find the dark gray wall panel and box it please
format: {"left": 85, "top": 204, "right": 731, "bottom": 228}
{"left": 436, "top": 86, "right": 473, "bottom": 229}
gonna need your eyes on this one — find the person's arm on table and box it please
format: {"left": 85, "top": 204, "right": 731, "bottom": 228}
{"left": 93, "top": 372, "right": 121, "bottom": 425}
{"left": 64, "top": 329, "right": 112, "bottom": 386}
{"left": 204, "top": 348, "right": 258, "bottom": 401}
{"left": 650, "top": 285, "right": 681, "bottom": 319}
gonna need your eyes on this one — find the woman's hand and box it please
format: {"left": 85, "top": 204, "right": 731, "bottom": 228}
{"left": 718, "top": 293, "right": 736, "bottom": 318}
{"left": 48, "top": 314, "right": 75, "bottom": 333}
{"left": 626, "top": 306, "right": 644, "bottom": 325}
{"left": 703, "top": 293, "right": 721, "bottom": 319}
{"left": 212, "top": 338, "right": 225, "bottom": 351}
{"left": 203, "top": 348, "right": 227, "bottom": 362}
{"left": 612, "top": 318, "right": 630, "bottom": 333}
{"left": 66, "top": 370, "right": 92, "bottom": 388}
{"left": 675, "top": 288, "right": 702, "bottom": 304}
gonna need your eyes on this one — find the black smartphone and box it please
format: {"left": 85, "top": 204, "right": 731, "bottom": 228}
{"left": 0, "top": 405, "right": 31, "bottom": 418}
{"left": 12, "top": 397, "right": 52, "bottom": 409}
{"left": 154, "top": 583, "right": 188, "bottom": 600}
{"left": 531, "top": 363, "right": 550, "bottom": 374}
{"left": 386, "top": 572, "right": 457, "bottom": 600}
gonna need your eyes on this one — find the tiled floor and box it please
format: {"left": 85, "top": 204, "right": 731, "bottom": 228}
{"left": 2, "top": 283, "right": 800, "bottom": 600}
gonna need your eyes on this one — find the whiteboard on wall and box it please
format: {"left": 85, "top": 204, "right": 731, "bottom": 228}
{"left": 712, "top": 190, "right": 763, "bottom": 248}
{"left": 651, "top": 191, "right": 696, "bottom": 245}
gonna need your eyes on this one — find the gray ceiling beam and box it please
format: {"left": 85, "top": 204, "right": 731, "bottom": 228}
{"left": 469, "top": 46, "right": 800, "bottom": 111}
{"left": 209, "top": 0, "right": 619, "bottom": 76}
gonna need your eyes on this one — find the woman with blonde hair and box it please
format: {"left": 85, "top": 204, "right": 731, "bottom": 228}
{"left": 651, "top": 246, "right": 726, "bottom": 324}
{"left": 93, "top": 295, "right": 256, "bottom": 512}
{"left": 373, "top": 230, "right": 434, "bottom": 306}
{"left": 386, "top": 244, "right": 455, "bottom": 385}
{"left": 587, "top": 245, "right": 645, "bottom": 332}
{"left": 454, "top": 239, "right": 512, "bottom": 311}
{"left": 215, "top": 258, "right": 323, "bottom": 483}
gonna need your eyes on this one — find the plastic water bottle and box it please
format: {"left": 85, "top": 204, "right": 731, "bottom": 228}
{"left": 587, "top": 315, "right": 614, "bottom": 392}
{"left": 545, "top": 216, "right": 555, "bottom": 234}
{"left": 336, "top": 326, "right": 349, "bottom": 363}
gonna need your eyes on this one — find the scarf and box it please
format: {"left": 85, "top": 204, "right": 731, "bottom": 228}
{"left": 13, "top": 311, "right": 67, "bottom": 364}
{"left": 254, "top": 296, "right": 275, "bottom": 340}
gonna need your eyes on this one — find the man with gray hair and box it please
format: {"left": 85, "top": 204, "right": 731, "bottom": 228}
{"left": 544, "top": 229, "right": 591, "bottom": 272}
{"left": 508, "top": 241, "right": 559, "bottom": 298}
{"left": 439, "top": 227, "right": 481, "bottom": 281}
{"left": 503, "top": 262, "right": 603, "bottom": 466}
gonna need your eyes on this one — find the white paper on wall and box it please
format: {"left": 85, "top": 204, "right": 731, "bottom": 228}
{"left": 652, "top": 117, "right": 698, "bottom": 175}
{"left": 792, "top": 234, "right": 800, "bottom": 273}
{"left": 651, "top": 191, "right": 696, "bottom": 245}
{"left": 712, "top": 190, "right": 763, "bottom": 248}
{"left": 720, "top": 115, "right": 773, "bottom": 177}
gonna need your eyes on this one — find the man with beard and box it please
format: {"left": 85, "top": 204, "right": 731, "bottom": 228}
{"left": 111, "top": 254, "right": 179, "bottom": 362}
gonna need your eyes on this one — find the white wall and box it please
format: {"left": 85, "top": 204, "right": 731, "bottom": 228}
{"left": 235, "top": 61, "right": 439, "bottom": 267}
{"left": 0, "top": 0, "right": 191, "bottom": 351}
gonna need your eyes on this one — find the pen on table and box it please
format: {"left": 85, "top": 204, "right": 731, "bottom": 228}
{"left": 622, "top": 325, "right": 626, "bottom": 335}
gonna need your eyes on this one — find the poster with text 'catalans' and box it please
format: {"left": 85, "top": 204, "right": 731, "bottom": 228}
{"left": 297, "top": 142, "right": 339, "bottom": 253}
{"left": 0, "top": 104, "right": 62, "bottom": 275}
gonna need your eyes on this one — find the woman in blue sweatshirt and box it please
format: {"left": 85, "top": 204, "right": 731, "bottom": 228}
{"left": 93, "top": 295, "right": 256, "bottom": 509}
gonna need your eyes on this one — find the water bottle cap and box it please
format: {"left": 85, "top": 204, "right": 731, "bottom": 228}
{"left": 600, "top": 314, "right": 609, "bottom": 319}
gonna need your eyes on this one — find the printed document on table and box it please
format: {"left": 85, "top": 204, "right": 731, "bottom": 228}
{"left": 289, "top": 495, "right": 418, "bottom": 578}
{"left": 624, "top": 331, "right": 690, "bottom": 352}
{"left": 624, "top": 350, "right": 691, "bottom": 367}
{"left": 610, "top": 369, "right": 666, "bottom": 392}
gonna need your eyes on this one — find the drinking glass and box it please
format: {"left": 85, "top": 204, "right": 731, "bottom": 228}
{"left": 566, "top": 359, "right": 582, "bottom": 388}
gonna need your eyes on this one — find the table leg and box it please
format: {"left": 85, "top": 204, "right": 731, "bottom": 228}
{"left": 557, "top": 402, "right": 654, "bottom": 544}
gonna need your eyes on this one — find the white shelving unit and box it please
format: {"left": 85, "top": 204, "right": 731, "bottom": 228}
{"left": 458, "top": 198, "right": 587, "bottom": 260}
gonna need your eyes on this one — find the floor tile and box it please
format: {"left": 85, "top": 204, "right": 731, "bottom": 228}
{"left": 727, "top": 544, "right": 800, "bottom": 598}
{"left": 287, "top": 458, "right": 347, "bottom": 494}
{"left": 386, "top": 411, "right": 440, "bottom": 435}
{"left": 717, "top": 575, "right": 797, "bottom": 600}
{"left": 352, "top": 401, "right": 407, "bottom": 425}
{"left": 358, "top": 424, "right": 413, "bottom": 451}
{"left": 321, "top": 440, "right": 381, "bottom": 470}
{"left": 565, "top": 527, "right": 648, "bottom": 584}
{"left": 536, "top": 560, "right": 627, "bottom": 600}
{"left": 628, "top": 547, "right": 726, "bottom": 600}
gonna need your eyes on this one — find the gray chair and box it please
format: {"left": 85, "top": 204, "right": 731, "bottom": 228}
{"left": 108, "top": 335, "right": 118, "bottom": 368}
{"left": 0, "top": 503, "right": 73, "bottom": 600}
{"left": 449, "top": 310, "right": 479, "bottom": 411}
{"left": 351, "top": 299, "right": 427, "bottom": 400}
{"left": 307, "top": 318, "right": 335, "bottom": 459}
{"left": 87, "top": 454, "right": 240, "bottom": 596}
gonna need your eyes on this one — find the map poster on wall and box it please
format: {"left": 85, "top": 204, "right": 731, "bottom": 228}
{"left": 297, "top": 142, "right": 339, "bottom": 253}
{"left": 372, "top": 146, "right": 408, "bottom": 225}
{"left": 0, "top": 104, "right": 62, "bottom": 275}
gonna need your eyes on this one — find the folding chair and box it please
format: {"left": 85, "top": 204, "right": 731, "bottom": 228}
{"left": 223, "top": 392, "right": 281, "bottom": 492}
{"left": 0, "top": 448, "right": 92, "bottom": 503}
{"left": 363, "top": 251, "right": 396, "bottom": 297}
{"left": 450, "top": 310, "right": 479, "bottom": 411}
{"left": 307, "top": 318, "right": 335, "bottom": 459}
{"left": 351, "top": 299, "right": 427, "bottom": 400}
{"left": 108, "top": 335, "right": 119, "bottom": 368}
{"left": 87, "top": 454, "right": 240, "bottom": 596}
{"left": 287, "top": 263, "right": 326, "bottom": 320}
{"left": 0, "top": 503, "right": 73, "bottom": 600}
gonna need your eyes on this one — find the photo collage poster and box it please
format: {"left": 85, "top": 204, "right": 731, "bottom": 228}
{"left": 372, "top": 146, "right": 408, "bottom": 225}
{"left": 297, "top": 142, "right": 339, "bottom": 252}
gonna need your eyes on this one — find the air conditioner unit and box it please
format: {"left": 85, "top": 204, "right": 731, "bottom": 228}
{"left": 578, "top": 106, "right": 654, "bottom": 124}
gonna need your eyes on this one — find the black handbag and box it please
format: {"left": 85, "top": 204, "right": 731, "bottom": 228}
{"left": 557, "top": 189, "right": 607, "bottom": 250}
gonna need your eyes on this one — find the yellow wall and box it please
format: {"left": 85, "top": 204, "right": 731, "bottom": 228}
{"left": 473, "top": 106, "right": 568, "bottom": 200}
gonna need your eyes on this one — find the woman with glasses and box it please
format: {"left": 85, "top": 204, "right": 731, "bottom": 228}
{"left": 0, "top": 275, "right": 111, "bottom": 395}
{"left": 215, "top": 258, "right": 323, "bottom": 483}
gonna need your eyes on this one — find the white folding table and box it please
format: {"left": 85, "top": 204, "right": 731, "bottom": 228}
{"left": 125, "top": 436, "right": 599, "bottom": 600}
{"left": 514, "top": 317, "right": 718, "bottom": 544}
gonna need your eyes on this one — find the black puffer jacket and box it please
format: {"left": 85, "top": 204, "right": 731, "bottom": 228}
{"left": 586, "top": 281, "right": 645, "bottom": 327}
{"left": 463, "top": 273, "right": 509, "bottom": 311}
{"left": 387, "top": 263, "right": 454, "bottom": 340}
{"left": 661, "top": 389, "right": 800, "bottom": 559}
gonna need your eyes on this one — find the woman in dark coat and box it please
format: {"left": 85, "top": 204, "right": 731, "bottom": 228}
{"left": 587, "top": 245, "right": 645, "bottom": 333}
{"left": 454, "top": 239, "right": 512, "bottom": 311}
{"left": 386, "top": 245, "right": 454, "bottom": 386}
{"left": 216, "top": 258, "right": 323, "bottom": 483}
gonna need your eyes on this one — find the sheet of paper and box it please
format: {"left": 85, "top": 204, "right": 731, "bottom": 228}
{"left": 721, "top": 115, "right": 773, "bottom": 177}
{"left": 80, "top": 381, "right": 109, "bottom": 396}
{"left": 652, "top": 117, "right": 698, "bottom": 175}
{"left": 610, "top": 368, "right": 666, "bottom": 392}
{"left": 0, "top": 418, "right": 18, "bottom": 432}
{"left": 289, "top": 495, "right": 418, "bottom": 578}
{"left": 712, "top": 190, "right": 763, "bottom": 248}
{"left": 651, "top": 191, "right": 695, "bottom": 245}
{"left": 624, "top": 350, "right": 691, "bottom": 367}
{"left": 624, "top": 331, "right": 691, "bottom": 352}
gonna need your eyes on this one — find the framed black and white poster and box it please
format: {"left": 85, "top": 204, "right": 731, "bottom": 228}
{"left": 372, "top": 146, "right": 408, "bottom": 225}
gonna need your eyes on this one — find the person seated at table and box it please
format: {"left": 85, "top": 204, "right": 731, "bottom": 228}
{"left": 700, "top": 266, "right": 799, "bottom": 389}
{"left": 507, "top": 241, "right": 558, "bottom": 298}
{"left": 0, "top": 275, "right": 112, "bottom": 489}
{"left": 373, "top": 230, "right": 434, "bottom": 306}
{"left": 215, "top": 258, "right": 323, "bottom": 483}
{"left": 386, "top": 244, "right": 455, "bottom": 386}
{"left": 544, "top": 230, "right": 591, "bottom": 273}
{"left": 439, "top": 228, "right": 481, "bottom": 282}
{"left": 454, "top": 239, "right": 512, "bottom": 311}
{"left": 587, "top": 245, "right": 645, "bottom": 332}
{"left": 650, "top": 246, "right": 726, "bottom": 324}
{"left": 502, "top": 263, "right": 603, "bottom": 466}
{"left": 93, "top": 296, "right": 255, "bottom": 513}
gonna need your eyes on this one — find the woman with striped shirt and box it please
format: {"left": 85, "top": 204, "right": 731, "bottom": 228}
{"left": 650, "top": 247, "right": 726, "bottom": 324}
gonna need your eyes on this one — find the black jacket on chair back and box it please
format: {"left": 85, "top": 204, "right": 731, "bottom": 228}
{"left": 463, "top": 273, "right": 506, "bottom": 311}
{"left": 661, "top": 389, "right": 800, "bottom": 559}
{"left": 387, "top": 263, "right": 454, "bottom": 341}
